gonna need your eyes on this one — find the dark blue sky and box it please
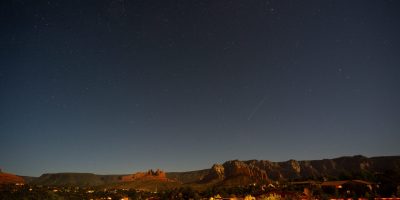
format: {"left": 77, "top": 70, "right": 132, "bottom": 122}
{"left": 1, "top": 0, "right": 399, "bottom": 176}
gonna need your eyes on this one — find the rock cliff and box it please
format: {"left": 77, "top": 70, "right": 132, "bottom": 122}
{"left": 178, "top": 155, "right": 400, "bottom": 186}
{"left": 122, "top": 169, "right": 169, "bottom": 182}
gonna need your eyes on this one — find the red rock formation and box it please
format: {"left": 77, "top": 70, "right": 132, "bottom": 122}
{"left": 122, "top": 169, "right": 169, "bottom": 182}
{"left": 0, "top": 172, "right": 25, "bottom": 185}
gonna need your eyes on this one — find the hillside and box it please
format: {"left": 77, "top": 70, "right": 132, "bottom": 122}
{"left": 29, "top": 173, "right": 124, "bottom": 186}
{"left": 166, "top": 169, "right": 210, "bottom": 183}
{"left": 0, "top": 171, "right": 25, "bottom": 185}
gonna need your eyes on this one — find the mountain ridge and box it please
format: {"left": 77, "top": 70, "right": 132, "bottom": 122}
{"left": 10, "top": 155, "right": 399, "bottom": 190}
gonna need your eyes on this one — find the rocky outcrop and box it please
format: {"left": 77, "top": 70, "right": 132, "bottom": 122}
{"left": 201, "top": 164, "right": 225, "bottom": 182}
{"left": 122, "top": 169, "right": 170, "bottom": 182}
{"left": 194, "top": 155, "right": 400, "bottom": 186}
{"left": 224, "top": 160, "right": 268, "bottom": 181}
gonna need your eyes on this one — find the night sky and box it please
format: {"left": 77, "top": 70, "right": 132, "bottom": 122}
{"left": 1, "top": 0, "right": 400, "bottom": 176}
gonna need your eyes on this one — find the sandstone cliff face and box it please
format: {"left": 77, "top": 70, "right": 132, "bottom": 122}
{"left": 224, "top": 160, "right": 268, "bottom": 181}
{"left": 122, "top": 169, "right": 169, "bottom": 182}
{"left": 202, "top": 164, "right": 225, "bottom": 181}
{"left": 195, "top": 155, "right": 400, "bottom": 186}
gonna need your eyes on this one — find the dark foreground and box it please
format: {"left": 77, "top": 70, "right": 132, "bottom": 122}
{"left": 1, "top": 181, "right": 400, "bottom": 200}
